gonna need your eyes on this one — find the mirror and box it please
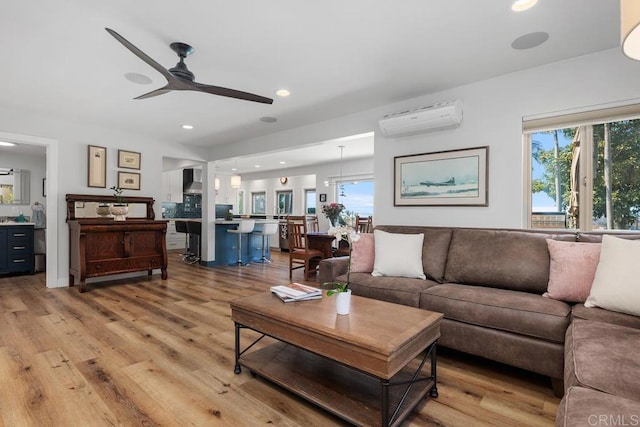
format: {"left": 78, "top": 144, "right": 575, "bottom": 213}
{"left": 73, "top": 202, "right": 148, "bottom": 218}
{"left": 0, "top": 168, "right": 30, "bottom": 204}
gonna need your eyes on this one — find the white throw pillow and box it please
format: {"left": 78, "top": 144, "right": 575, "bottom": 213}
{"left": 371, "top": 230, "right": 426, "bottom": 279}
{"left": 585, "top": 235, "right": 640, "bottom": 316}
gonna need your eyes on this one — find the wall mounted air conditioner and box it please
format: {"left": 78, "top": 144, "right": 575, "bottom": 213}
{"left": 378, "top": 100, "right": 463, "bottom": 137}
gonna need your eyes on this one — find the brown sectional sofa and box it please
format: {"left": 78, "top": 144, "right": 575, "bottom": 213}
{"left": 318, "top": 226, "right": 640, "bottom": 424}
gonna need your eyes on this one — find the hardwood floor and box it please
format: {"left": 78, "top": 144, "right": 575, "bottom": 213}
{"left": 0, "top": 251, "right": 559, "bottom": 426}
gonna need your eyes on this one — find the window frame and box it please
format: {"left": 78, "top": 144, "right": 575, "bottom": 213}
{"left": 251, "top": 191, "right": 266, "bottom": 215}
{"left": 304, "top": 188, "right": 316, "bottom": 214}
{"left": 523, "top": 102, "right": 640, "bottom": 231}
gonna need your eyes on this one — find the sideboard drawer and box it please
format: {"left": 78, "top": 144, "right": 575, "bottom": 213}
{"left": 86, "top": 255, "right": 165, "bottom": 277}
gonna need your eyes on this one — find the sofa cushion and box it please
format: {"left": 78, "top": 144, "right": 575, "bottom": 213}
{"left": 444, "top": 229, "right": 553, "bottom": 293}
{"left": 420, "top": 284, "right": 571, "bottom": 343}
{"left": 350, "top": 233, "right": 374, "bottom": 273}
{"left": 585, "top": 235, "right": 640, "bottom": 316}
{"left": 372, "top": 230, "right": 425, "bottom": 279}
{"left": 565, "top": 319, "right": 640, "bottom": 402}
{"left": 544, "top": 239, "right": 600, "bottom": 303}
{"left": 557, "top": 386, "right": 640, "bottom": 427}
{"left": 577, "top": 232, "right": 640, "bottom": 243}
{"left": 571, "top": 304, "right": 640, "bottom": 330}
{"left": 375, "top": 225, "right": 452, "bottom": 283}
{"left": 340, "top": 272, "right": 437, "bottom": 307}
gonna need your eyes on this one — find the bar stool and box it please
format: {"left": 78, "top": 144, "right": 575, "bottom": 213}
{"left": 252, "top": 222, "right": 279, "bottom": 263}
{"left": 227, "top": 220, "right": 255, "bottom": 266}
{"left": 174, "top": 220, "right": 190, "bottom": 260}
{"left": 186, "top": 221, "right": 202, "bottom": 264}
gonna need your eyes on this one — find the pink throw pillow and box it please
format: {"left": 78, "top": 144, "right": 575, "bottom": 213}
{"left": 544, "top": 239, "right": 601, "bottom": 303}
{"left": 350, "top": 233, "right": 375, "bottom": 273}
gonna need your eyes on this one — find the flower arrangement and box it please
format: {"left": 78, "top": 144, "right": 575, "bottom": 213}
{"left": 323, "top": 225, "right": 360, "bottom": 296}
{"left": 110, "top": 185, "right": 126, "bottom": 205}
{"left": 321, "top": 202, "right": 345, "bottom": 226}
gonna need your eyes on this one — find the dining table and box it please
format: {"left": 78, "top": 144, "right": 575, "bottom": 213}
{"left": 306, "top": 231, "right": 336, "bottom": 259}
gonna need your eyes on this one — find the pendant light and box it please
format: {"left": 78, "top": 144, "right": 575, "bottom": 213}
{"left": 230, "top": 159, "right": 241, "bottom": 189}
{"left": 622, "top": 0, "right": 640, "bottom": 60}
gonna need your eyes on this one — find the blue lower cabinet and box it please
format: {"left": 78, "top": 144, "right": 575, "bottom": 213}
{"left": 0, "top": 225, "right": 34, "bottom": 275}
{"left": 208, "top": 223, "right": 271, "bottom": 267}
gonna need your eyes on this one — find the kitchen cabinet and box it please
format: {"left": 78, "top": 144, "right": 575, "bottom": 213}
{"left": 166, "top": 220, "right": 186, "bottom": 251}
{"left": 0, "top": 224, "right": 34, "bottom": 275}
{"left": 162, "top": 169, "right": 183, "bottom": 203}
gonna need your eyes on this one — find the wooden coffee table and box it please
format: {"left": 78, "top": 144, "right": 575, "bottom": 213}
{"left": 231, "top": 292, "right": 442, "bottom": 427}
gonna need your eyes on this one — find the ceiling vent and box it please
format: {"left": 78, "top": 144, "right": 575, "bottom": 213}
{"left": 379, "top": 100, "right": 463, "bottom": 137}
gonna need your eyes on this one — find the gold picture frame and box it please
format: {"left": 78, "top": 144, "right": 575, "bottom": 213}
{"left": 88, "top": 145, "right": 107, "bottom": 188}
{"left": 118, "top": 149, "right": 141, "bottom": 170}
{"left": 118, "top": 171, "right": 141, "bottom": 190}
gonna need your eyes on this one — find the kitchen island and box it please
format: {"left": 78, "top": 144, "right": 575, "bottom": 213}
{"left": 203, "top": 219, "right": 280, "bottom": 267}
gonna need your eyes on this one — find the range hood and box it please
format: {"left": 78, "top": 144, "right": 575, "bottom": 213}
{"left": 183, "top": 168, "right": 202, "bottom": 194}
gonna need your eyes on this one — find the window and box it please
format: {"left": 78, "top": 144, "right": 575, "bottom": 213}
{"left": 276, "top": 190, "right": 293, "bottom": 215}
{"left": 251, "top": 192, "right": 266, "bottom": 215}
{"left": 305, "top": 189, "right": 316, "bottom": 214}
{"left": 526, "top": 106, "right": 640, "bottom": 231}
{"left": 237, "top": 190, "right": 244, "bottom": 215}
{"left": 337, "top": 179, "right": 374, "bottom": 217}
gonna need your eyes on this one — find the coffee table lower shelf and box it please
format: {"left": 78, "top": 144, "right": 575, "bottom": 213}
{"left": 238, "top": 342, "right": 434, "bottom": 427}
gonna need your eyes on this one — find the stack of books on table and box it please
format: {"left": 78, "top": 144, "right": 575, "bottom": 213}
{"left": 270, "top": 283, "right": 323, "bottom": 303}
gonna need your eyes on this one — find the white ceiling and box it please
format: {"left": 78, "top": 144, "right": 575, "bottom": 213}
{"left": 0, "top": 1, "right": 620, "bottom": 167}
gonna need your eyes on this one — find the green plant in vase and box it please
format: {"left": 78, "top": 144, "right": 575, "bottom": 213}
{"left": 109, "top": 185, "right": 128, "bottom": 221}
{"left": 323, "top": 225, "right": 359, "bottom": 293}
{"left": 110, "top": 185, "right": 127, "bottom": 205}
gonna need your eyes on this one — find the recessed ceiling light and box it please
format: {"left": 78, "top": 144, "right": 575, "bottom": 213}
{"left": 279, "top": 161, "right": 286, "bottom": 165}
{"left": 260, "top": 116, "right": 277, "bottom": 123}
{"left": 511, "top": 0, "right": 537, "bottom": 12}
{"left": 511, "top": 31, "right": 549, "bottom": 50}
{"left": 0, "top": 141, "right": 16, "bottom": 147}
{"left": 275, "top": 89, "right": 290, "bottom": 97}
{"left": 254, "top": 164, "right": 261, "bottom": 168}
{"left": 181, "top": 124, "right": 194, "bottom": 130}
{"left": 231, "top": 167, "right": 237, "bottom": 171}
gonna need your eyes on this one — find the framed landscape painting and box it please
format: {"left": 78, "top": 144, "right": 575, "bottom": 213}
{"left": 394, "top": 146, "right": 488, "bottom": 206}
{"left": 118, "top": 150, "right": 141, "bottom": 169}
{"left": 118, "top": 171, "right": 141, "bottom": 190}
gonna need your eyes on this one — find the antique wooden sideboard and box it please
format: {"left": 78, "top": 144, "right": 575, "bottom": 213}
{"left": 66, "top": 194, "right": 168, "bottom": 292}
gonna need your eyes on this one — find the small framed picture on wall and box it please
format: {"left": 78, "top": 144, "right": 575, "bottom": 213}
{"left": 118, "top": 150, "right": 141, "bottom": 170}
{"left": 319, "top": 193, "right": 327, "bottom": 202}
{"left": 118, "top": 171, "right": 141, "bottom": 190}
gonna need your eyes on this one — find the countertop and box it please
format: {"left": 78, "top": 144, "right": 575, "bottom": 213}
{"left": 215, "top": 219, "right": 279, "bottom": 225}
{"left": 0, "top": 222, "right": 35, "bottom": 226}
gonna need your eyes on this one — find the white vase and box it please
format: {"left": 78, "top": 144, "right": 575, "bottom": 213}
{"left": 109, "top": 205, "right": 128, "bottom": 221}
{"left": 335, "top": 290, "right": 351, "bottom": 315}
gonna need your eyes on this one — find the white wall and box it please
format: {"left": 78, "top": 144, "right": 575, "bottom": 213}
{"left": 210, "top": 48, "right": 640, "bottom": 229}
{"left": 0, "top": 151, "right": 46, "bottom": 216}
{"left": 0, "top": 104, "right": 207, "bottom": 287}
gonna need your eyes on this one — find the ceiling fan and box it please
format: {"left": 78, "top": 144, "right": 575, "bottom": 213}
{"left": 105, "top": 28, "right": 273, "bottom": 104}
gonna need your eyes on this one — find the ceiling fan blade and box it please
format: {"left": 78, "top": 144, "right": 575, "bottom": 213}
{"left": 191, "top": 81, "right": 274, "bottom": 104}
{"left": 134, "top": 87, "right": 174, "bottom": 100}
{"left": 105, "top": 28, "right": 175, "bottom": 82}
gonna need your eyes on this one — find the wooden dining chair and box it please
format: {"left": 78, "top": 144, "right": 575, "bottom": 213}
{"left": 305, "top": 215, "right": 319, "bottom": 232}
{"left": 355, "top": 215, "right": 373, "bottom": 233}
{"left": 287, "top": 216, "right": 323, "bottom": 280}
